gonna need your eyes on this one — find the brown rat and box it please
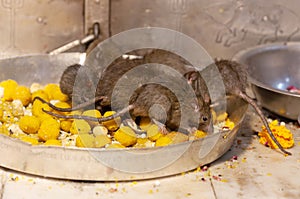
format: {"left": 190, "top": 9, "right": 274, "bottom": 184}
{"left": 185, "top": 59, "right": 291, "bottom": 155}
{"left": 37, "top": 50, "right": 291, "bottom": 155}
{"left": 38, "top": 49, "right": 212, "bottom": 133}
{"left": 59, "top": 63, "right": 99, "bottom": 106}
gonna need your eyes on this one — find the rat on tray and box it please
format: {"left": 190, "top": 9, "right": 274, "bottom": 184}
{"left": 34, "top": 49, "right": 291, "bottom": 155}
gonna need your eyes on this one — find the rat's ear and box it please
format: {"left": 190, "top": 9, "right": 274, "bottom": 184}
{"left": 203, "top": 93, "right": 211, "bottom": 104}
{"left": 184, "top": 71, "right": 199, "bottom": 81}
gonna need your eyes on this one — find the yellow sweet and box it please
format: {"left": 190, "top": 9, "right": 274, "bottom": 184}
{"left": 134, "top": 138, "right": 152, "bottom": 148}
{"left": 12, "top": 86, "right": 31, "bottom": 106}
{"left": 102, "top": 111, "right": 121, "bottom": 131}
{"left": 137, "top": 137, "right": 148, "bottom": 145}
{"left": 0, "top": 126, "right": 9, "bottom": 136}
{"left": 193, "top": 130, "right": 207, "bottom": 139}
{"left": 31, "top": 90, "right": 49, "bottom": 102}
{"left": 94, "top": 134, "right": 111, "bottom": 148}
{"left": 0, "top": 105, "right": 3, "bottom": 121}
{"left": 70, "top": 119, "right": 91, "bottom": 134}
{"left": 0, "top": 79, "right": 18, "bottom": 87}
{"left": 114, "top": 126, "right": 137, "bottom": 147}
{"left": 44, "top": 84, "right": 57, "bottom": 98}
{"left": 82, "top": 109, "right": 102, "bottom": 126}
{"left": 54, "top": 101, "right": 71, "bottom": 109}
{"left": 106, "top": 143, "right": 126, "bottom": 149}
{"left": 82, "top": 109, "right": 102, "bottom": 117}
{"left": 216, "top": 112, "right": 228, "bottom": 122}
{"left": 139, "top": 117, "right": 152, "bottom": 130}
{"left": 76, "top": 133, "right": 95, "bottom": 147}
{"left": 211, "top": 109, "right": 217, "bottom": 124}
{"left": 147, "top": 124, "right": 163, "bottom": 141}
{"left": 19, "top": 115, "right": 40, "bottom": 134}
{"left": 60, "top": 120, "right": 72, "bottom": 132}
{"left": 155, "top": 136, "right": 172, "bottom": 147}
{"left": 20, "top": 135, "right": 39, "bottom": 145}
{"left": 44, "top": 139, "right": 62, "bottom": 146}
{"left": 38, "top": 118, "right": 60, "bottom": 141}
{"left": 92, "top": 125, "right": 108, "bottom": 136}
{"left": 0, "top": 79, "right": 18, "bottom": 101}
{"left": 44, "top": 83, "right": 68, "bottom": 101}
{"left": 53, "top": 101, "right": 71, "bottom": 118}
{"left": 70, "top": 110, "right": 82, "bottom": 116}
{"left": 224, "top": 118, "right": 235, "bottom": 130}
{"left": 1, "top": 107, "right": 14, "bottom": 124}
{"left": 258, "top": 120, "right": 294, "bottom": 149}
{"left": 60, "top": 110, "right": 81, "bottom": 132}
{"left": 166, "top": 131, "right": 189, "bottom": 144}
{"left": 32, "top": 100, "right": 53, "bottom": 121}
{"left": 52, "top": 88, "right": 69, "bottom": 102}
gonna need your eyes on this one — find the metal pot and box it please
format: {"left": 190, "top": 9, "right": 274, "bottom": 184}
{"left": 233, "top": 42, "right": 300, "bottom": 120}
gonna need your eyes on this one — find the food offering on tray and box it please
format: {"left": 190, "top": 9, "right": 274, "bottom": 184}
{"left": 0, "top": 79, "right": 235, "bottom": 148}
{"left": 258, "top": 119, "right": 294, "bottom": 150}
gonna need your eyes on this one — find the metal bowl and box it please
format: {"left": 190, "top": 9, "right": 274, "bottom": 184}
{"left": 233, "top": 42, "right": 300, "bottom": 120}
{"left": 0, "top": 53, "right": 248, "bottom": 181}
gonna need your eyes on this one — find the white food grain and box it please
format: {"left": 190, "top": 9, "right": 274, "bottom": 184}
{"left": 267, "top": 118, "right": 273, "bottom": 123}
{"left": 61, "top": 134, "right": 77, "bottom": 147}
{"left": 24, "top": 109, "right": 32, "bottom": 116}
{"left": 93, "top": 125, "right": 108, "bottom": 136}
{"left": 0, "top": 86, "right": 4, "bottom": 98}
{"left": 12, "top": 100, "right": 24, "bottom": 116}
{"left": 153, "top": 180, "right": 161, "bottom": 187}
{"left": 145, "top": 140, "right": 155, "bottom": 147}
{"left": 280, "top": 121, "right": 285, "bottom": 126}
{"left": 58, "top": 130, "right": 70, "bottom": 140}
{"left": 8, "top": 124, "right": 24, "bottom": 135}
{"left": 50, "top": 100, "right": 60, "bottom": 105}
{"left": 30, "top": 83, "right": 44, "bottom": 93}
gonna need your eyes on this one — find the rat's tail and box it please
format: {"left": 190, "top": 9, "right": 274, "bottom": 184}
{"left": 239, "top": 91, "right": 292, "bottom": 155}
{"left": 33, "top": 96, "right": 107, "bottom": 112}
{"left": 42, "top": 104, "right": 135, "bottom": 123}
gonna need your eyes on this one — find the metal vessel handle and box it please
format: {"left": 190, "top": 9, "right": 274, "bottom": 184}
{"left": 48, "top": 22, "right": 100, "bottom": 55}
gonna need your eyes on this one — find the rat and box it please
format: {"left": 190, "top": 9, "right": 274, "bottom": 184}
{"left": 35, "top": 50, "right": 291, "bottom": 155}
{"left": 38, "top": 77, "right": 211, "bottom": 133}
{"left": 185, "top": 59, "right": 291, "bottom": 155}
{"left": 59, "top": 63, "right": 100, "bottom": 106}
{"left": 37, "top": 49, "right": 212, "bottom": 133}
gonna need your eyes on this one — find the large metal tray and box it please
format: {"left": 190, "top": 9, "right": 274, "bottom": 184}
{"left": 0, "top": 53, "right": 248, "bottom": 181}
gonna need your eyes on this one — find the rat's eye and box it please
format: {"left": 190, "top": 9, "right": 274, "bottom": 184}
{"left": 201, "top": 116, "right": 208, "bottom": 122}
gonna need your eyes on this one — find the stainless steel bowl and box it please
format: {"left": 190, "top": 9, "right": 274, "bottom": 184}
{"left": 233, "top": 42, "right": 300, "bottom": 120}
{"left": 0, "top": 53, "right": 248, "bottom": 181}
